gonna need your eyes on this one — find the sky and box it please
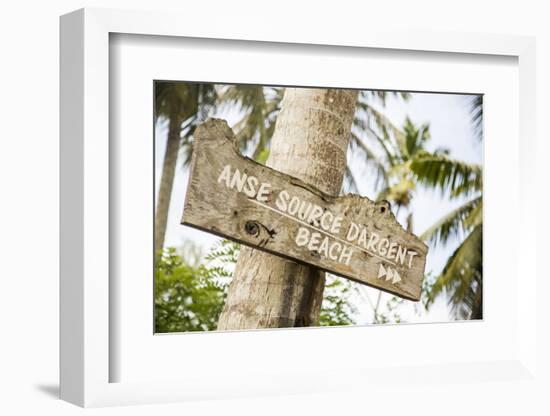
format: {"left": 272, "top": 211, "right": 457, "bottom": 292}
{"left": 155, "top": 88, "right": 482, "bottom": 325}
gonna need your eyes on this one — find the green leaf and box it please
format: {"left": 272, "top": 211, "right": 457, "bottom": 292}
{"left": 410, "top": 154, "right": 482, "bottom": 198}
{"left": 421, "top": 196, "right": 482, "bottom": 246}
{"left": 426, "top": 225, "right": 483, "bottom": 319}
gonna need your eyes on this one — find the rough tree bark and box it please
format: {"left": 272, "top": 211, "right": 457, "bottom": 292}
{"left": 217, "top": 88, "right": 358, "bottom": 330}
{"left": 155, "top": 113, "right": 182, "bottom": 252}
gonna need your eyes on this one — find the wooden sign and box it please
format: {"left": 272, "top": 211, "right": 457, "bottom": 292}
{"left": 182, "top": 119, "right": 428, "bottom": 301}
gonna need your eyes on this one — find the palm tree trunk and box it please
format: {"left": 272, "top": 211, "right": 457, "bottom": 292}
{"left": 155, "top": 114, "right": 182, "bottom": 252}
{"left": 217, "top": 88, "right": 358, "bottom": 330}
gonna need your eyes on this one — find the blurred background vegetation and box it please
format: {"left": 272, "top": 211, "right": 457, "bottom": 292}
{"left": 154, "top": 82, "right": 483, "bottom": 332}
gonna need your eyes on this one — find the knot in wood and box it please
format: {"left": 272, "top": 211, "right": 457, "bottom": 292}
{"left": 244, "top": 220, "right": 260, "bottom": 237}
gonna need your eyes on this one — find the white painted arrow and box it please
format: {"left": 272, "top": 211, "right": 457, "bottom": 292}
{"left": 392, "top": 269, "right": 401, "bottom": 284}
{"left": 377, "top": 264, "right": 402, "bottom": 285}
{"left": 378, "top": 264, "right": 386, "bottom": 279}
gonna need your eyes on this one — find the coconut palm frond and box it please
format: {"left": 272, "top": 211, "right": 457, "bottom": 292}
{"left": 464, "top": 197, "right": 483, "bottom": 228}
{"left": 359, "top": 90, "right": 411, "bottom": 107}
{"left": 219, "top": 85, "right": 283, "bottom": 160}
{"left": 358, "top": 100, "right": 405, "bottom": 140}
{"left": 360, "top": 122, "right": 399, "bottom": 166}
{"left": 343, "top": 166, "right": 360, "bottom": 194}
{"left": 410, "top": 154, "right": 482, "bottom": 198}
{"left": 155, "top": 82, "right": 218, "bottom": 137}
{"left": 375, "top": 186, "right": 391, "bottom": 203}
{"left": 421, "top": 196, "right": 481, "bottom": 246}
{"left": 469, "top": 95, "right": 483, "bottom": 142}
{"left": 397, "top": 91, "right": 411, "bottom": 101}
{"left": 349, "top": 132, "right": 389, "bottom": 189}
{"left": 428, "top": 225, "right": 482, "bottom": 319}
{"left": 154, "top": 82, "right": 218, "bottom": 158}
{"left": 402, "top": 117, "right": 431, "bottom": 160}
{"left": 218, "top": 85, "right": 262, "bottom": 110}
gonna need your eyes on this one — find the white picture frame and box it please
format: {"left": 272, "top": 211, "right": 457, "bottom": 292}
{"left": 60, "top": 7, "right": 537, "bottom": 407}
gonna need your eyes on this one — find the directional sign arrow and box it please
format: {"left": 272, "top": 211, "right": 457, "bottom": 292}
{"left": 392, "top": 269, "right": 401, "bottom": 284}
{"left": 377, "top": 263, "right": 402, "bottom": 285}
{"left": 378, "top": 264, "right": 387, "bottom": 279}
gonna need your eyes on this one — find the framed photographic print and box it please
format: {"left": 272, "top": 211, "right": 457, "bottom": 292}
{"left": 60, "top": 7, "right": 537, "bottom": 408}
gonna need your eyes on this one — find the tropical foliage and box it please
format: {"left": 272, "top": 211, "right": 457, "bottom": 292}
{"left": 217, "top": 85, "right": 284, "bottom": 162}
{"left": 155, "top": 249, "right": 226, "bottom": 332}
{"left": 154, "top": 82, "right": 219, "bottom": 251}
{"left": 346, "top": 91, "right": 410, "bottom": 192}
{"left": 410, "top": 97, "right": 483, "bottom": 319}
{"left": 155, "top": 241, "right": 364, "bottom": 331}
{"left": 155, "top": 82, "right": 218, "bottom": 164}
{"left": 350, "top": 96, "right": 483, "bottom": 322}
{"left": 319, "top": 276, "right": 358, "bottom": 326}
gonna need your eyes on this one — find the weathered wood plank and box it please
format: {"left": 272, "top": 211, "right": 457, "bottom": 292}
{"left": 181, "top": 119, "right": 428, "bottom": 301}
